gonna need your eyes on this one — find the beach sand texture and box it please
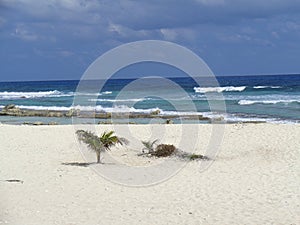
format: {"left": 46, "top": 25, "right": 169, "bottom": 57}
{"left": 0, "top": 124, "right": 299, "bottom": 225}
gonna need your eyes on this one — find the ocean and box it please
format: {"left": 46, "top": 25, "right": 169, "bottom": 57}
{"left": 0, "top": 74, "right": 299, "bottom": 124}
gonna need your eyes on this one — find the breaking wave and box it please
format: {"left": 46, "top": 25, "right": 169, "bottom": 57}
{"left": 0, "top": 90, "right": 113, "bottom": 99}
{"left": 253, "top": 86, "right": 281, "bottom": 89}
{"left": 238, "top": 99, "right": 300, "bottom": 105}
{"left": 0, "top": 90, "right": 70, "bottom": 99}
{"left": 194, "top": 86, "right": 246, "bottom": 93}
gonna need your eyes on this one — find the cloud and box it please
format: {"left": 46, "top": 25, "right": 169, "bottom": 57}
{"left": 11, "top": 25, "right": 38, "bottom": 41}
{"left": 2, "top": 1, "right": 300, "bottom": 45}
{"left": 2, "top": 0, "right": 300, "bottom": 30}
{"left": 0, "top": 0, "right": 103, "bottom": 25}
{"left": 2, "top": 1, "right": 300, "bottom": 49}
{"left": 286, "top": 21, "right": 300, "bottom": 32}
{"left": 160, "top": 29, "right": 178, "bottom": 41}
{"left": 1, "top": 0, "right": 300, "bottom": 45}
{"left": 103, "top": 0, "right": 300, "bottom": 30}
{"left": 1, "top": 0, "right": 300, "bottom": 79}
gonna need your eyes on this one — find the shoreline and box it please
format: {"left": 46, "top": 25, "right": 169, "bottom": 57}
{"left": 0, "top": 114, "right": 270, "bottom": 125}
{"left": 0, "top": 104, "right": 210, "bottom": 122}
{"left": 1, "top": 104, "right": 294, "bottom": 125}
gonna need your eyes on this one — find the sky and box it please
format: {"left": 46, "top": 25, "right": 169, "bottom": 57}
{"left": 0, "top": 0, "right": 300, "bottom": 81}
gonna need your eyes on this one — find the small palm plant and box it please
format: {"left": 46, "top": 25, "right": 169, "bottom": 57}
{"left": 141, "top": 139, "right": 158, "bottom": 154}
{"left": 139, "top": 139, "right": 209, "bottom": 160}
{"left": 99, "top": 131, "right": 126, "bottom": 150}
{"left": 76, "top": 130, "right": 127, "bottom": 163}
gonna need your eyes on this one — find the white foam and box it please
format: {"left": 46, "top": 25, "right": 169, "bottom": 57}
{"left": 200, "top": 112, "right": 278, "bottom": 123}
{"left": 74, "top": 91, "right": 113, "bottom": 96}
{"left": 89, "top": 98, "right": 146, "bottom": 103}
{"left": 0, "top": 90, "right": 71, "bottom": 99}
{"left": 253, "top": 86, "right": 281, "bottom": 89}
{"left": 238, "top": 100, "right": 300, "bottom": 105}
{"left": 0, "top": 90, "right": 114, "bottom": 99}
{"left": 194, "top": 86, "right": 246, "bottom": 93}
{"left": 0, "top": 104, "right": 163, "bottom": 114}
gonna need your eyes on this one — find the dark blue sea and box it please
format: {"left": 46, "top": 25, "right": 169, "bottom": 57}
{"left": 0, "top": 74, "right": 299, "bottom": 124}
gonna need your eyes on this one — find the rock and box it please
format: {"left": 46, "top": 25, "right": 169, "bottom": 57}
{"left": 98, "top": 121, "right": 112, "bottom": 124}
{"left": 3, "top": 104, "right": 16, "bottom": 110}
{"left": 210, "top": 116, "right": 224, "bottom": 123}
{"left": 33, "top": 121, "right": 44, "bottom": 126}
{"left": 166, "top": 119, "right": 173, "bottom": 124}
{"left": 3, "top": 104, "right": 21, "bottom": 113}
{"left": 95, "top": 113, "right": 112, "bottom": 119}
{"left": 65, "top": 108, "right": 80, "bottom": 117}
{"left": 1, "top": 104, "right": 22, "bottom": 115}
{"left": 150, "top": 109, "right": 160, "bottom": 115}
{"left": 47, "top": 112, "right": 63, "bottom": 117}
{"left": 48, "top": 122, "right": 58, "bottom": 125}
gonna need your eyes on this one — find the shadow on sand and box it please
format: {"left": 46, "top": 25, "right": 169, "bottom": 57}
{"left": 61, "top": 162, "right": 97, "bottom": 167}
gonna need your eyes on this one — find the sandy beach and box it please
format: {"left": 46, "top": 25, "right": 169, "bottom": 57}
{"left": 0, "top": 123, "right": 299, "bottom": 225}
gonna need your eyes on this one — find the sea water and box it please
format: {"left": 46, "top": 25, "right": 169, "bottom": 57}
{"left": 0, "top": 75, "right": 299, "bottom": 124}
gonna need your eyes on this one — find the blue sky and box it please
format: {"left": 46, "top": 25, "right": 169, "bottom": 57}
{"left": 1, "top": 0, "right": 300, "bottom": 81}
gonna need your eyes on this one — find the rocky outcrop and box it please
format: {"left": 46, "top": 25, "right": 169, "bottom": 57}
{"left": 22, "top": 121, "right": 58, "bottom": 126}
{"left": 3, "top": 104, "right": 17, "bottom": 111}
{"left": 0, "top": 104, "right": 64, "bottom": 117}
{"left": 47, "top": 112, "right": 63, "bottom": 117}
{"left": 0, "top": 104, "right": 23, "bottom": 116}
{"left": 65, "top": 109, "right": 80, "bottom": 117}
{"left": 48, "top": 122, "right": 58, "bottom": 125}
{"left": 166, "top": 119, "right": 173, "bottom": 124}
{"left": 33, "top": 121, "right": 44, "bottom": 126}
{"left": 0, "top": 104, "right": 211, "bottom": 122}
{"left": 150, "top": 109, "right": 161, "bottom": 115}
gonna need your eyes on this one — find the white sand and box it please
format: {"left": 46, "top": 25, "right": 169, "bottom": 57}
{"left": 0, "top": 124, "right": 299, "bottom": 225}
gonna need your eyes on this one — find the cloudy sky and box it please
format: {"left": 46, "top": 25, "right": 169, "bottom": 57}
{"left": 1, "top": 0, "right": 300, "bottom": 81}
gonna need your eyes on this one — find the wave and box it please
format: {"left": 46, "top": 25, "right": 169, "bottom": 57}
{"left": 238, "top": 99, "right": 300, "bottom": 105}
{"left": 0, "top": 90, "right": 113, "bottom": 99}
{"left": 193, "top": 85, "right": 284, "bottom": 93}
{"left": 102, "top": 91, "right": 112, "bottom": 95}
{"left": 253, "top": 86, "right": 281, "bottom": 89}
{"left": 75, "top": 91, "right": 113, "bottom": 96}
{"left": 88, "top": 97, "right": 153, "bottom": 102}
{"left": 201, "top": 112, "right": 278, "bottom": 123}
{"left": 0, "top": 90, "right": 72, "bottom": 99}
{"left": 194, "top": 86, "right": 246, "bottom": 93}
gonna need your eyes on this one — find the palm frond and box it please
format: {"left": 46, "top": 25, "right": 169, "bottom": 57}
{"left": 141, "top": 139, "right": 159, "bottom": 153}
{"left": 76, "top": 130, "right": 104, "bottom": 153}
{"left": 99, "top": 131, "right": 127, "bottom": 150}
{"left": 76, "top": 130, "right": 128, "bottom": 163}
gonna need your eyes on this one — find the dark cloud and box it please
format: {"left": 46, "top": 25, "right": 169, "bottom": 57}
{"left": 2, "top": 0, "right": 300, "bottom": 29}
{"left": 0, "top": 0, "right": 300, "bottom": 80}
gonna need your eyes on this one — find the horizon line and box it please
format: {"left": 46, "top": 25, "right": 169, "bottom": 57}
{"left": 0, "top": 73, "right": 299, "bottom": 83}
